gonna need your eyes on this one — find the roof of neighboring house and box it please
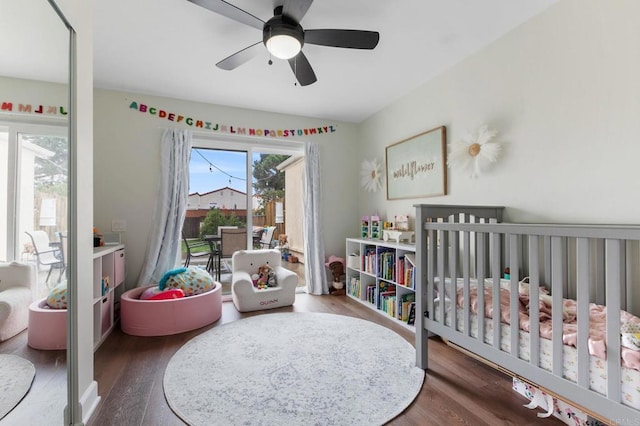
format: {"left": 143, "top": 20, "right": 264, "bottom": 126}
{"left": 189, "top": 186, "right": 245, "bottom": 197}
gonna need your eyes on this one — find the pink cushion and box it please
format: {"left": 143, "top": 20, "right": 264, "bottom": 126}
{"left": 120, "top": 282, "right": 222, "bottom": 336}
{"left": 28, "top": 298, "right": 67, "bottom": 350}
{"left": 147, "top": 288, "right": 185, "bottom": 300}
{"left": 140, "top": 287, "right": 185, "bottom": 300}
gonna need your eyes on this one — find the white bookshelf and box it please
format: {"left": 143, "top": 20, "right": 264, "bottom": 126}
{"left": 92, "top": 244, "right": 125, "bottom": 350}
{"left": 345, "top": 238, "right": 416, "bottom": 331}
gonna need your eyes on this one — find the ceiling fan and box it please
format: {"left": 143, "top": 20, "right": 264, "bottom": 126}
{"left": 187, "top": 0, "right": 380, "bottom": 86}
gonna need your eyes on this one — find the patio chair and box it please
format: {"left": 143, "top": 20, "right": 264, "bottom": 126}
{"left": 217, "top": 225, "right": 238, "bottom": 237}
{"left": 257, "top": 226, "right": 276, "bottom": 249}
{"left": 55, "top": 231, "right": 67, "bottom": 281}
{"left": 220, "top": 227, "right": 247, "bottom": 263}
{"left": 25, "top": 230, "right": 65, "bottom": 285}
{"left": 182, "top": 233, "right": 214, "bottom": 269}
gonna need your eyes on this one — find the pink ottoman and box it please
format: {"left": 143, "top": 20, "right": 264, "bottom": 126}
{"left": 120, "top": 282, "right": 222, "bottom": 336}
{"left": 28, "top": 298, "right": 67, "bottom": 350}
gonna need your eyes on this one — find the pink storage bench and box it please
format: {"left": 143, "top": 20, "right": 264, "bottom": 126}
{"left": 28, "top": 298, "right": 67, "bottom": 350}
{"left": 120, "top": 282, "right": 222, "bottom": 336}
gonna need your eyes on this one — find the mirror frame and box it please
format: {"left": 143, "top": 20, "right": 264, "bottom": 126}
{"left": 46, "top": 0, "right": 80, "bottom": 423}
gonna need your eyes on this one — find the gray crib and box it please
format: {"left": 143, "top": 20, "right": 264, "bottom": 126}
{"left": 415, "top": 204, "right": 640, "bottom": 424}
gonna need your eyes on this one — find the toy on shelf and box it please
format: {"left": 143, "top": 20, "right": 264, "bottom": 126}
{"left": 382, "top": 215, "right": 415, "bottom": 243}
{"left": 101, "top": 276, "right": 110, "bottom": 296}
{"left": 361, "top": 216, "right": 370, "bottom": 239}
{"left": 370, "top": 215, "right": 381, "bottom": 239}
{"left": 93, "top": 227, "right": 104, "bottom": 247}
{"left": 395, "top": 215, "right": 410, "bottom": 231}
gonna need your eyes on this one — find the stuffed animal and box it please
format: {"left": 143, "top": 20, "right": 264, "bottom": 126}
{"left": 46, "top": 280, "right": 68, "bottom": 309}
{"left": 140, "top": 286, "right": 185, "bottom": 300}
{"left": 159, "top": 266, "right": 215, "bottom": 296}
{"left": 257, "top": 264, "right": 277, "bottom": 288}
{"left": 325, "top": 256, "right": 345, "bottom": 294}
{"left": 251, "top": 273, "right": 267, "bottom": 289}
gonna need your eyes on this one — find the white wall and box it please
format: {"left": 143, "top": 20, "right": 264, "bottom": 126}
{"left": 93, "top": 89, "right": 360, "bottom": 288}
{"left": 283, "top": 157, "right": 305, "bottom": 254}
{"left": 359, "top": 0, "right": 640, "bottom": 226}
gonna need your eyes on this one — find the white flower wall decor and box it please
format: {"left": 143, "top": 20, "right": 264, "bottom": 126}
{"left": 360, "top": 158, "right": 383, "bottom": 192}
{"left": 448, "top": 124, "right": 501, "bottom": 178}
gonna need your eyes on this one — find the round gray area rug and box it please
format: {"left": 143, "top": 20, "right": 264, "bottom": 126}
{"left": 164, "top": 312, "right": 424, "bottom": 425}
{"left": 0, "top": 354, "right": 36, "bottom": 420}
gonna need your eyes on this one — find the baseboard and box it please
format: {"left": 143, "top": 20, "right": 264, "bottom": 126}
{"left": 80, "top": 381, "right": 101, "bottom": 424}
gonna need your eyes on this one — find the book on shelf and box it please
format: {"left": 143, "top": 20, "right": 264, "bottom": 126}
{"left": 366, "top": 284, "right": 376, "bottom": 304}
{"left": 349, "top": 276, "right": 361, "bottom": 298}
{"left": 407, "top": 302, "right": 416, "bottom": 325}
{"left": 377, "top": 280, "right": 395, "bottom": 309}
{"left": 378, "top": 249, "right": 395, "bottom": 281}
{"left": 403, "top": 268, "right": 415, "bottom": 290}
{"left": 364, "top": 247, "right": 376, "bottom": 274}
{"left": 397, "top": 256, "right": 405, "bottom": 285}
{"left": 403, "top": 254, "right": 416, "bottom": 289}
{"left": 382, "top": 294, "right": 396, "bottom": 318}
{"left": 404, "top": 252, "right": 416, "bottom": 266}
{"left": 398, "top": 293, "right": 416, "bottom": 321}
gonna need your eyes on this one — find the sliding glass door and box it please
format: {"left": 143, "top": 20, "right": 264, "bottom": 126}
{"left": 185, "top": 137, "right": 305, "bottom": 294}
{"left": 0, "top": 127, "right": 8, "bottom": 261}
{"left": 186, "top": 148, "right": 249, "bottom": 235}
{"left": 1, "top": 123, "right": 68, "bottom": 295}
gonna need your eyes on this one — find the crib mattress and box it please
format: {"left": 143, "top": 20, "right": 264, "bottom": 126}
{"left": 437, "top": 308, "right": 640, "bottom": 411}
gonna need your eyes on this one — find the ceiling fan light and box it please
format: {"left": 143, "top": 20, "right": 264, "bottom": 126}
{"left": 266, "top": 34, "right": 301, "bottom": 60}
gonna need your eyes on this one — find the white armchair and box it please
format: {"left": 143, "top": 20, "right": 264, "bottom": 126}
{"left": 231, "top": 249, "right": 298, "bottom": 312}
{"left": 0, "top": 261, "right": 35, "bottom": 341}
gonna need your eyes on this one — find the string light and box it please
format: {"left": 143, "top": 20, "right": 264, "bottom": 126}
{"left": 194, "top": 149, "right": 246, "bottom": 182}
{"left": 193, "top": 149, "right": 277, "bottom": 183}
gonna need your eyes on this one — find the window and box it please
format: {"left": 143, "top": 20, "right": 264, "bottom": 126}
{"left": 1, "top": 121, "right": 68, "bottom": 293}
{"left": 184, "top": 136, "right": 305, "bottom": 294}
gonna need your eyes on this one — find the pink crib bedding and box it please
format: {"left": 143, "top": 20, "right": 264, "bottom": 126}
{"left": 456, "top": 286, "right": 640, "bottom": 371}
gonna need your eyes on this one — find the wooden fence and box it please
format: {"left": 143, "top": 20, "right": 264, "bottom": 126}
{"left": 182, "top": 198, "right": 284, "bottom": 239}
{"left": 264, "top": 198, "right": 285, "bottom": 238}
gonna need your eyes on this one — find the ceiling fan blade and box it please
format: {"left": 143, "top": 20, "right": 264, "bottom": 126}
{"left": 281, "top": 0, "right": 314, "bottom": 23}
{"left": 187, "top": 0, "right": 264, "bottom": 30}
{"left": 216, "top": 42, "right": 263, "bottom": 70}
{"left": 304, "top": 29, "right": 380, "bottom": 49}
{"left": 288, "top": 51, "right": 317, "bottom": 86}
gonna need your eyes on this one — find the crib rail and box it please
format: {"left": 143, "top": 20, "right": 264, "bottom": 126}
{"left": 416, "top": 220, "right": 640, "bottom": 423}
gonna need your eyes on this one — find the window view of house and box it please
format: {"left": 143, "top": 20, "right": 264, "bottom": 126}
{"left": 182, "top": 147, "right": 304, "bottom": 295}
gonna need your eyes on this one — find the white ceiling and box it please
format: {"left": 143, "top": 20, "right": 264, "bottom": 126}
{"left": 3, "top": 0, "right": 558, "bottom": 123}
{"left": 0, "top": 0, "right": 69, "bottom": 84}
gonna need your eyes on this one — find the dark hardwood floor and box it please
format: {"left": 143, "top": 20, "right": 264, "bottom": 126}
{"left": 1, "top": 293, "right": 563, "bottom": 425}
{"left": 87, "top": 294, "right": 562, "bottom": 426}
{"left": 0, "top": 329, "right": 67, "bottom": 425}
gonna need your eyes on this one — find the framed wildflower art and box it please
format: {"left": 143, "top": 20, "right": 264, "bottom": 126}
{"left": 385, "top": 126, "right": 447, "bottom": 200}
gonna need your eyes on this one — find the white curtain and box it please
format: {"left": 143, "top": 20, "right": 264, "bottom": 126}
{"left": 137, "top": 128, "right": 192, "bottom": 286}
{"left": 303, "top": 141, "right": 328, "bottom": 295}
